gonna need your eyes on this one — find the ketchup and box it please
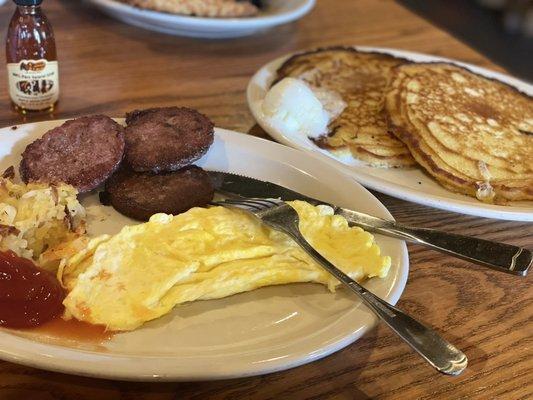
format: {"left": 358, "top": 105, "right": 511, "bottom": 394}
{"left": 0, "top": 250, "right": 64, "bottom": 328}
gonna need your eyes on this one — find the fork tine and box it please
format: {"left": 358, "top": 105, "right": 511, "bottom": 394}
{"left": 213, "top": 197, "right": 284, "bottom": 213}
{"left": 239, "top": 199, "right": 275, "bottom": 208}
{"left": 229, "top": 198, "right": 283, "bottom": 209}
{"left": 253, "top": 199, "right": 280, "bottom": 207}
{"left": 219, "top": 199, "right": 265, "bottom": 211}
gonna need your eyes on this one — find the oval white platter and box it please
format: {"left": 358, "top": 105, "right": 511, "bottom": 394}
{"left": 0, "top": 120, "right": 408, "bottom": 381}
{"left": 247, "top": 46, "right": 533, "bottom": 221}
{"left": 85, "top": 0, "right": 315, "bottom": 38}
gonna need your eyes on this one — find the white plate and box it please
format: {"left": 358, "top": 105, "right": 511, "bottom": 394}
{"left": 247, "top": 46, "right": 533, "bottom": 221}
{"left": 85, "top": 0, "right": 315, "bottom": 38}
{"left": 0, "top": 120, "right": 408, "bottom": 381}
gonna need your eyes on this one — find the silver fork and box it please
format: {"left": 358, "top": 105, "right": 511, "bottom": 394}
{"left": 212, "top": 197, "right": 468, "bottom": 376}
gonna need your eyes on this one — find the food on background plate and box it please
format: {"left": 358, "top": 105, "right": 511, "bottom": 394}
{"left": 0, "top": 178, "right": 85, "bottom": 261}
{"left": 124, "top": 107, "right": 214, "bottom": 173}
{"left": 386, "top": 63, "right": 533, "bottom": 203}
{"left": 261, "top": 77, "right": 345, "bottom": 140}
{"left": 59, "top": 201, "right": 391, "bottom": 331}
{"left": 103, "top": 166, "right": 214, "bottom": 221}
{"left": 20, "top": 115, "right": 125, "bottom": 193}
{"left": 117, "top": 0, "right": 262, "bottom": 17}
{"left": 275, "top": 47, "right": 416, "bottom": 168}
{"left": 260, "top": 46, "right": 533, "bottom": 205}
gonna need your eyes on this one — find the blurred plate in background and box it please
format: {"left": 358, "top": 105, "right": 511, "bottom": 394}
{"left": 84, "top": 0, "right": 315, "bottom": 38}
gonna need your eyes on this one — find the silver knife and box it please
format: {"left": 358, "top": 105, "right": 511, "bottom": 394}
{"left": 208, "top": 171, "right": 531, "bottom": 276}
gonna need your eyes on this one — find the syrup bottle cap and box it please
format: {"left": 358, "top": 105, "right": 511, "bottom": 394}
{"left": 13, "top": 0, "right": 43, "bottom": 5}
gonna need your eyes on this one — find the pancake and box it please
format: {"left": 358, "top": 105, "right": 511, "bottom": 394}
{"left": 386, "top": 62, "right": 533, "bottom": 203}
{"left": 118, "top": 0, "right": 259, "bottom": 17}
{"left": 275, "top": 47, "right": 415, "bottom": 168}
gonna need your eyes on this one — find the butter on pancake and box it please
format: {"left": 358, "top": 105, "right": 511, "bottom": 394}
{"left": 59, "top": 201, "right": 391, "bottom": 331}
{"left": 386, "top": 63, "right": 533, "bottom": 203}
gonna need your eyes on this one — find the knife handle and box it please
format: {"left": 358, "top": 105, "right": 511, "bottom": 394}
{"left": 348, "top": 218, "right": 531, "bottom": 276}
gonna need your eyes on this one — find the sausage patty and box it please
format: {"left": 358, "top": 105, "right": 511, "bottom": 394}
{"left": 104, "top": 166, "right": 214, "bottom": 221}
{"left": 20, "top": 115, "right": 125, "bottom": 193}
{"left": 124, "top": 107, "right": 214, "bottom": 173}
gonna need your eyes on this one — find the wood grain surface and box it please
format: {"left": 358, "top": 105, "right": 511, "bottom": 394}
{"left": 0, "top": 1, "right": 531, "bottom": 399}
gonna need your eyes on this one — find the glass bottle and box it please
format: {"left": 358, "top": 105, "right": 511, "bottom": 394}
{"left": 6, "top": 0, "right": 59, "bottom": 114}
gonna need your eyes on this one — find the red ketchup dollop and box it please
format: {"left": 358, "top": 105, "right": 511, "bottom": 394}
{"left": 0, "top": 250, "right": 65, "bottom": 328}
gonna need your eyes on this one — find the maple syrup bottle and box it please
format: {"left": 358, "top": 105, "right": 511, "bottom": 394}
{"left": 6, "top": 0, "right": 59, "bottom": 114}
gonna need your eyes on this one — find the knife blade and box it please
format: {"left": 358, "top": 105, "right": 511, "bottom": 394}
{"left": 207, "top": 170, "right": 531, "bottom": 276}
{"left": 208, "top": 170, "right": 325, "bottom": 205}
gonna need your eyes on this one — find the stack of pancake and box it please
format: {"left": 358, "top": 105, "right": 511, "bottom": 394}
{"left": 275, "top": 47, "right": 533, "bottom": 204}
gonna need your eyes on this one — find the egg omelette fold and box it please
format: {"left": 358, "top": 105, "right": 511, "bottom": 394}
{"left": 58, "top": 201, "right": 391, "bottom": 331}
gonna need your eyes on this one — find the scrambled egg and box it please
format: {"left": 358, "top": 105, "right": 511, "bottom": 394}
{"left": 59, "top": 201, "right": 391, "bottom": 331}
{"left": 0, "top": 178, "right": 85, "bottom": 262}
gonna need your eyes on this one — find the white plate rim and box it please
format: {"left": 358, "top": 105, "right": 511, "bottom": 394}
{"left": 86, "top": 0, "right": 315, "bottom": 30}
{"left": 246, "top": 46, "right": 533, "bottom": 221}
{"left": 0, "top": 121, "right": 408, "bottom": 381}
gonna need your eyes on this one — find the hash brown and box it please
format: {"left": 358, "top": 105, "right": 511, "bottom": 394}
{"left": 275, "top": 47, "right": 415, "bottom": 168}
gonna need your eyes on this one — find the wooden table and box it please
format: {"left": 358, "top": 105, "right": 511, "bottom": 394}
{"left": 0, "top": 1, "right": 531, "bottom": 399}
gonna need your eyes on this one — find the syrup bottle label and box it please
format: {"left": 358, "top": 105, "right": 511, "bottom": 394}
{"left": 7, "top": 59, "right": 59, "bottom": 110}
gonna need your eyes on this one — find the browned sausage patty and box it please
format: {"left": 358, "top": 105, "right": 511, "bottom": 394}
{"left": 104, "top": 166, "right": 214, "bottom": 221}
{"left": 20, "top": 115, "right": 125, "bottom": 193}
{"left": 124, "top": 107, "right": 214, "bottom": 173}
